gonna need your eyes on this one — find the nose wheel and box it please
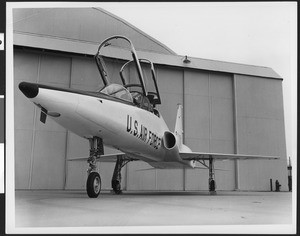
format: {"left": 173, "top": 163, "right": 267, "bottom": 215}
{"left": 86, "top": 172, "right": 101, "bottom": 198}
{"left": 86, "top": 137, "right": 103, "bottom": 198}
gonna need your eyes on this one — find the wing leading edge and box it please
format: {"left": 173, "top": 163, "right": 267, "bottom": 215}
{"left": 67, "top": 153, "right": 126, "bottom": 162}
{"left": 179, "top": 152, "right": 280, "bottom": 161}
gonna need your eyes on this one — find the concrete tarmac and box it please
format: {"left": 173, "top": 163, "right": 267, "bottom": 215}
{"left": 15, "top": 190, "right": 292, "bottom": 228}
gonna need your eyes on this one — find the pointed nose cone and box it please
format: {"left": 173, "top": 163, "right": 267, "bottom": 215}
{"left": 19, "top": 82, "right": 39, "bottom": 98}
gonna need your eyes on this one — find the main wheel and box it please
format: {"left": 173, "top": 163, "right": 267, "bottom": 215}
{"left": 209, "top": 179, "right": 216, "bottom": 192}
{"left": 86, "top": 172, "right": 101, "bottom": 198}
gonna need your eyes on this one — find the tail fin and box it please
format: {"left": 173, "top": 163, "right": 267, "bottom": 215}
{"left": 174, "top": 104, "right": 184, "bottom": 149}
{"left": 174, "top": 104, "right": 192, "bottom": 153}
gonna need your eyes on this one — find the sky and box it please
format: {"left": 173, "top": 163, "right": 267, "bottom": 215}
{"left": 96, "top": 2, "right": 297, "bottom": 165}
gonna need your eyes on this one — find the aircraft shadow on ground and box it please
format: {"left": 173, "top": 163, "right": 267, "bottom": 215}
{"left": 65, "top": 190, "right": 273, "bottom": 197}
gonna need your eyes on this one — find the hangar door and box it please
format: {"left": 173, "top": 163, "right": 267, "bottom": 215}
{"left": 126, "top": 68, "right": 236, "bottom": 191}
{"left": 126, "top": 66, "right": 185, "bottom": 191}
{"left": 14, "top": 49, "right": 124, "bottom": 190}
{"left": 183, "top": 70, "right": 235, "bottom": 191}
{"left": 14, "top": 49, "right": 71, "bottom": 189}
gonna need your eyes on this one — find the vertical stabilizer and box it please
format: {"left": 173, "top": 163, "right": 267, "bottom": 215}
{"left": 174, "top": 104, "right": 192, "bottom": 153}
{"left": 174, "top": 104, "right": 184, "bottom": 149}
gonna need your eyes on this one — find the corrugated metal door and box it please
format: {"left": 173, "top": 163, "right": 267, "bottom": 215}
{"left": 15, "top": 50, "right": 71, "bottom": 189}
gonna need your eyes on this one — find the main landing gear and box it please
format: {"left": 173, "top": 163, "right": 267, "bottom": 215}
{"left": 196, "top": 156, "right": 217, "bottom": 195}
{"left": 208, "top": 157, "right": 216, "bottom": 195}
{"left": 111, "top": 155, "right": 130, "bottom": 194}
{"left": 86, "top": 137, "right": 103, "bottom": 198}
{"left": 197, "top": 156, "right": 217, "bottom": 194}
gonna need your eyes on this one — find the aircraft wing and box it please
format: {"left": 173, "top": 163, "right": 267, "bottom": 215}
{"left": 180, "top": 152, "right": 280, "bottom": 161}
{"left": 67, "top": 153, "right": 126, "bottom": 162}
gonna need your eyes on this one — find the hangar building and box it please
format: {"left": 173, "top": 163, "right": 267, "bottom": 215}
{"left": 13, "top": 8, "right": 288, "bottom": 191}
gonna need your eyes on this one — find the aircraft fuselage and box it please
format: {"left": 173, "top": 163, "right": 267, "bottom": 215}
{"left": 20, "top": 82, "right": 194, "bottom": 169}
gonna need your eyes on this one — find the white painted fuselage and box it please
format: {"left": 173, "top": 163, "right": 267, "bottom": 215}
{"left": 27, "top": 86, "right": 194, "bottom": 169}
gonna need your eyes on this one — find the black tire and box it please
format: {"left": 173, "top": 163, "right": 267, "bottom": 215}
{"left": 112, "top": 180, "right": 122, "bottom": 195}
{"left": 114, "top": 188, "right": 122, "bottom": 195}
{"left": 209, "top": 179, "right": 215, "bottom": 192}
{"left": 86, "top": 172, "right": 101, "bottom": 198}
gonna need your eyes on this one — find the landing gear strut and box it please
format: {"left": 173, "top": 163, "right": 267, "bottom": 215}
{"left": 208, "top": 156, "right": 216, "bottom": 195}
{"left": 86, "top": 137, "right": 104, "bottom": 198}
{"left": 111, "top": 155, "right": 130, "bottom": 194}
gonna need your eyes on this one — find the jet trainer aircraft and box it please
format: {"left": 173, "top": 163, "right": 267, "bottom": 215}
{"left": 19, "top": 35, "right": 279, "bottom": 198}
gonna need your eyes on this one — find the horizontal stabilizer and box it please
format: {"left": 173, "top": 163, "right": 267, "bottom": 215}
{"left": 194, "top": 166, "right": 229, "bottom": 171}
{"left": 180, "top": 152, "right": 280, "bottom": 161}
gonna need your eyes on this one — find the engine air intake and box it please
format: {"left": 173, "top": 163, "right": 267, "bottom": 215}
{"left": 163, "top": 131, "right": 176, "bottom": 150}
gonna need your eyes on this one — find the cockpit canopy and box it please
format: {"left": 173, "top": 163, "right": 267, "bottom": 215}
{"left": 94, "top": 36, "right": 161, "bottom": 113}
{"left": 100, "top": 84, "right": 133, "bottom": 103}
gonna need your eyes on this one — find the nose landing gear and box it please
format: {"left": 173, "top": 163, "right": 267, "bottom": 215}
{"left": 86, "top": 137, "right": 104, "bottom": 198}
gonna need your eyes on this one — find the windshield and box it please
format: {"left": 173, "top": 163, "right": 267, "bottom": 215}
{"left": 119, "top": 59, "right": 161, "bottom": 106}
{"left": 100, "top": 84, "right": 133, "bottom": 102}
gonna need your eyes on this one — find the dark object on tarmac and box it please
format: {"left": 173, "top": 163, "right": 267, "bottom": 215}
{"left": 288, "top": 176, "right": 292, "bottom": 191}
{"left": 270, "top": 178, "right": 273, "bottom": 191}
{"left": 275, "top": 180, "right": 281, "bottom": 192}
{"left": 287, "top": 158, "right": 292, "bottom": 191}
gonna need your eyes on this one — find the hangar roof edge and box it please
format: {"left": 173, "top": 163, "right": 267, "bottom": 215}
{"left": 92, "top": 7, "right": 177, "bottom": 55}
{"left": 13, "top": 32, "right": 282, "bottom": 80}
{"left": 13, "top": 7, "right": 176, "bottom": 56}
